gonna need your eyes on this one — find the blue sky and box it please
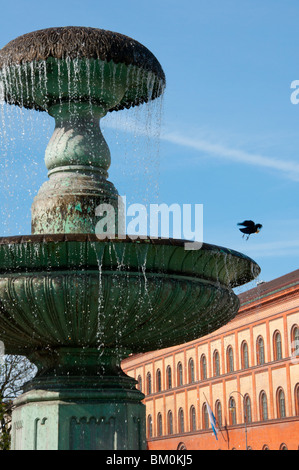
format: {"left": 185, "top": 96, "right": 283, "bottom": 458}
{"left": 0, "top": 0, "right": 299, "bottom": 289}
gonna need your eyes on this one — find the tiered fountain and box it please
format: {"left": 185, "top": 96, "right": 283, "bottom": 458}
{"left": 0, "top": 27, "right": 260, "bottom": 450}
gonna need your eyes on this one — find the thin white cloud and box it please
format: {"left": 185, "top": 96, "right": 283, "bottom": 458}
{"left": 103, "top": 116, "right": 299, "bottom": 181}
{"left": 162, "top": 132, "right": 299, "bottom": 181}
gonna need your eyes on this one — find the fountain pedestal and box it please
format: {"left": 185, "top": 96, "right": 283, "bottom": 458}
{"left": 12, "top": 348, "right": 146, "bottom": 450}
{"left": 12, "top": 382, "right": 145, "bottom": 450}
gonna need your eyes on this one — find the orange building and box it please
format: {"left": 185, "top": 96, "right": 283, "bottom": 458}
{"left": 122, "top": 269, "right": 299, "bottom": 450}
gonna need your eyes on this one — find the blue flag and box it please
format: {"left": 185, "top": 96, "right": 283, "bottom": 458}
{"left": 206, "top": 401, "right": 218, "bottom": 440}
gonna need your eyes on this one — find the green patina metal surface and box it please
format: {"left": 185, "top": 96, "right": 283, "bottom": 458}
{"left": 12, "top": 379, "right": 146, "bottom": 450}
{"left": 0, "top": 27, "right": 260, "bottom": 450}
{"left": 0, "top": 235, "right": 259, "bottom": 357}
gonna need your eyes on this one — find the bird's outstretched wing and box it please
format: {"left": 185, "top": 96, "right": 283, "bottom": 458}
{"left": 237, "top": 220, "right": 255, "bottom": 227}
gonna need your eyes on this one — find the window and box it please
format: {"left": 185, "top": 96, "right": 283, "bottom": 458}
{"left": 229, "top": 397, "right": 237, "bottom": 425}
{"left": 295, "top": 383, "right": 299, "bottom": 416}
{"left": 178, "top": 408, "right": 185, "bottom": 433}
{"left": 156, "top": 369, "right": 162, "bottom": 392}
{"left": 277, "top": 388, "right": 286, "bottom": 418}
{"left": 280, "top": 443, "right": 288, "bottom": 450}
{"left": 167, "top": 410, "right": 173, "bottom": 435}
{"left": 190, "top": 405, "right": 196, "bottom": 431}
{"left": 188, "top": 358, "right": 195, "bottom": 383}
{"left": 177, "top": 442, "right": 187, "bottom": 450}
{"left": 244, "top": 395, "right": 252, "bottom": 423}
{"left": 259, "top": 391, "right": 268, "bottom": 421}
{"left": 137, "top": 375, "right": 142, "bottom": 392}
{"left": 177, "top": 362, "right": 183, "bottom": 386}
{"left": 241, "top": 341, "right": 249, "bottom": 369}
{"left": 227, "top": 346, "right": 234, "bottom": 373}
{"left": 202, "top": 403, "right": 209, "bottom": 429}
{"left": 257, "top": 336, "right": 265, "bottom": 365}
{"left": 200, "top": 354, "right": 207, "bottom": 380}
{"left": 291, "top": 325, "right": 299, "bottom": 357}
{"left": 215, "top": 400, "right": 222, "bottom": 428}
{"left": 166, "top": 366, "right": 172, "bottom": 389}
{"left": 146, "top": 372, "right": 152, "bottom": 395}
{"left": 157, "top": 413, "right": 163, "bottom": 436}
{"left": 213, "top": 350, "right": 220, "bottom": 376}
{"left": 273, "top": 330, "right": 282, "bottom": 360}
{"left": 147, "top": 415, "right": 153, "bottom": 438}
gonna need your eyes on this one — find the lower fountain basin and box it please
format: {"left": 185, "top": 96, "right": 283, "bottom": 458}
{"left": 0, "top": 234, "right": 260, "bottom": 357}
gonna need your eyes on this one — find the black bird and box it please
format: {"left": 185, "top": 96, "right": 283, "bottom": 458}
{"left": 238, "top": 220, "right": 262, "bottom": 240}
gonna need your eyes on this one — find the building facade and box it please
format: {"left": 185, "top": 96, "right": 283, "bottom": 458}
{"left": 122, "top": 270, "right": 299, "bottom": 450}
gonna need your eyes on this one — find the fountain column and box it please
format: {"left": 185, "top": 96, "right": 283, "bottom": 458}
{"left": 31, "top": 102, "right": 119, "bottom": 234}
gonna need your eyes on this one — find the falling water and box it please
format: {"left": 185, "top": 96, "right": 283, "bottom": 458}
{"left": 0, "top": 103, "right": 51, "bottom": 236}
{"left": 90, "top": 241, "right": 106, "bottom": 354}
{"left": 0, "top": 58, "right": 165, "bottom": 239}
{"left": 102, "top": 70, "right": 165, "bottom": 218}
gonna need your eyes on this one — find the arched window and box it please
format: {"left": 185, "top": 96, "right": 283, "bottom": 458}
{"left": 279, "top": 443, "right": 288, "bottom": 450}
{"left": 177, "top": 362, "right": 183, "bottom": 387}
{"left": 190, "top": 405, "right": 196, "bottom": 431}
{"left": 156, "top": 369, "right": 162, "bottom": 392}
{"left": 188, "top": 358, "right": 195, "bottom": 383}
{"left": 291, "top": 325, "right": 299, "bottom": 357}
{"left": 166, "top": 366, "right": 172, "bottom": 389}
{"left": 147, "top": 414, "right": 153, "bottom": 438}
{"left": 146, "top": 372, "right": 152, "bottom": 395}
{"left": 178, "top": 408, "right": 184, "bottom": 433}
{"left": 157, "top": 413, "right": 163, "bottom": 436}
{"left": 167, "top": 410, "right": 173, "bottom": 435}
{"left": 241, "top": 341, "right": 249, "bottom": 369}
{"left": 202, "top": 403, "right": 209, "bottom": 429}
{"left": 137, "top": 375, "right": 142, "bottom": 392}
{"left": 215, "top": 400, "right": 222, "bottom": 428}
{"left": 200, "top": 354, "right": 207, "bottom": 380}
{"left": 227, "top": 346, "right": 234, "bottom": 373}
{"left": 262, "top": 444, "right": 269, "bottom": 450}
{"left": 294, "top": 383, "right": 299, "bottom": 416}
{"left": 256, "top": 336, "right": 265, "bottom": 365}
{"left": 277, "top": 388, "right": 286, "bottom": 418}
{"left": 213, "top": 350, "right": 220, "bottom": 377}
{"left": 177, "top": 442, "right": 187, "bottom": 450}
{"left": 259, "top": 391, "right": 268, "bottom": 421}
{"left": 244, "top": 394, "right": 252, "bottom": 423}
{"left": 273, "top": 330, "right": 282, "bottom": 360}
{"left": 229, "top": 397, "right": 237, "bottom": 425}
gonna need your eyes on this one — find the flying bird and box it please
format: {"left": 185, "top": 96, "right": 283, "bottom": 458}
{"left": 238, "top": 220, "right": 262, "bottom": 240}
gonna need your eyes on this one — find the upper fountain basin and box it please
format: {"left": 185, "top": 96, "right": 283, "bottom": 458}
{"left": 0, "top": 26, "right": 165, "bottom": 112}
{"left": 0, "top": 235, "right": 260, "bottom": 356}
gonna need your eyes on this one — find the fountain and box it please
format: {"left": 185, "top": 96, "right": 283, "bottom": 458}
{"left": 0, "top": 27, "right": 260, "bottom": 450}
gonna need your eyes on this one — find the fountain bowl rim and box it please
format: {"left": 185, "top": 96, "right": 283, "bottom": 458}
{"left": 0, "top": 233, "right": 261, "bottom": 288}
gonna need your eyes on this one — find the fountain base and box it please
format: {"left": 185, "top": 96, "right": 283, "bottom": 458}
{"left": 11, "top": 349, "right": 146, "bottom": 450}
